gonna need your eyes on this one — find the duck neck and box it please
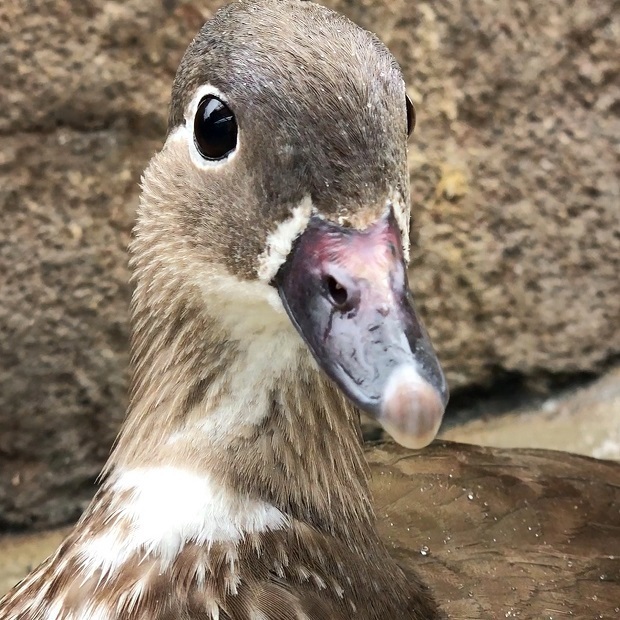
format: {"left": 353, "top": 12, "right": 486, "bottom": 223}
{"left": 105, "top": 273, "right": 376, "bottom": 545}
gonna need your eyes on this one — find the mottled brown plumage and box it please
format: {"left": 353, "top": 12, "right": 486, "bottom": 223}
{"left": 370, "top": 441, "right": 620, "bottom": 619}
{"left": 1, "top": 0, "right": 619, "bottom": 619}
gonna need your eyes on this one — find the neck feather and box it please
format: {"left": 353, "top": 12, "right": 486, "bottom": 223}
{"left": 105, "top": 254, "right": 375, "bottom": 543}
{"left": 0, "top": 210, "right": 439, "bottom": 620}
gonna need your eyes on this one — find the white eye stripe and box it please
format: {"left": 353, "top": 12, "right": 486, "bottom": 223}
{"left": 184, "top": 83, "right": 240, "bottom": 169}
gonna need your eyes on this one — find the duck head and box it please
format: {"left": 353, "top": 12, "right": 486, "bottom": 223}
{"left": 139, "top": 0, "right": 448, "bottom": 449}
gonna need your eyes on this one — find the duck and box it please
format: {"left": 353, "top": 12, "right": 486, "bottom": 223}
{"left": 1, "top": 0, "right": 618, "bottom": 618}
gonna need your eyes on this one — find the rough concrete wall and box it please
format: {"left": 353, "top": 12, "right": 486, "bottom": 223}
{"left": 0, "top": 0, "right": 618, "bottom": 528}
{"left": 340, "top": 0, "right": 620, "bottom": 386}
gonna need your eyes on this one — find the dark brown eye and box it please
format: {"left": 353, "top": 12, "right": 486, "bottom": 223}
{"left": 406, "top": 95, "right": 416, "bottom": 137}
{"left": 194, "top": 95, "right": 238, "bottom": 160}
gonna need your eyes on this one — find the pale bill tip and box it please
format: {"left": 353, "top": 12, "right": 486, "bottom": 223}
{"left": 380, "top": 364, "right": 445, "bottom": 449}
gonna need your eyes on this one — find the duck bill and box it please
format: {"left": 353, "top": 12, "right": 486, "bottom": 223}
{"left": 273, "top": 212, "right": 448, "bottom": 449}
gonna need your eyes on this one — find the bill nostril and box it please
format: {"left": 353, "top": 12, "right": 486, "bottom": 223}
{"left": 325, "top": 275, "right": 349, "bottom": 309}
{"left": 322, "top": 270, "right": 362, "bottom": 313}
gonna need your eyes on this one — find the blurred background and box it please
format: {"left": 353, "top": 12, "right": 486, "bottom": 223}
{"left": 0, "top": 0, "right": 618, "bottom": 591}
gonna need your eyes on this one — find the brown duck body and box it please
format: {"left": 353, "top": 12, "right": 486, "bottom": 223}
{"left": 0, "top": 375, "right": 439, "bottom": 619}
{"left": 370, "top": 441, "right": 620, "bottom": 619}
{"left": 2, "top": 441, "right": 618, "bottom": 619}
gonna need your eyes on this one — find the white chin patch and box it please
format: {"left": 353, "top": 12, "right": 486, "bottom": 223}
{"left": 256, "top": 196, "right": 314, "bottom": 282}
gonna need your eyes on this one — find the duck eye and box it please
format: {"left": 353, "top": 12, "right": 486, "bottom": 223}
{"left": 193, "top": 95, "right": 238, "bottom": 160}
{"left": 406, "top": 95, "right": 416, "bottom": 137}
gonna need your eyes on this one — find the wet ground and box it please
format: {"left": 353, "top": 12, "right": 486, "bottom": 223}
{"left": 441, "top": 365, "right": 620, "bottom": 460}
{"left": 1, "top": 365, "right": 619, "bottom": 597}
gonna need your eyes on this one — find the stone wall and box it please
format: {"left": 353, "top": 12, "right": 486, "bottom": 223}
{"left": 0, "top": 0, "right": 618, "bottom": 528}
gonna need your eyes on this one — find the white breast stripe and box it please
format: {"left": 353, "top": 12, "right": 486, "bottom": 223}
{"left": 77, "top": 468, "right": 287, "bottom": 574}
{"left": 257, "top": 196, "right": 313, "bottom": 282}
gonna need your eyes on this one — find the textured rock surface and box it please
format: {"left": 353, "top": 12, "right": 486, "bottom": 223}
{"left": 0, "top": 0, "right": 618, "bottom": 528}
